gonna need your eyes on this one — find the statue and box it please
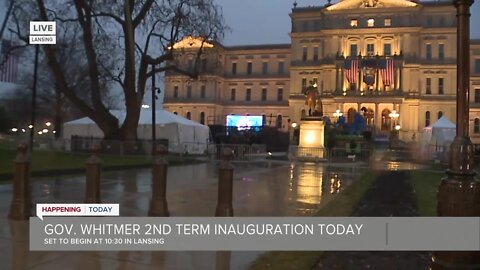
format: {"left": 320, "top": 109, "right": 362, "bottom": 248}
{"left": 304, "top": 81, "right": 323, "bottom": 117}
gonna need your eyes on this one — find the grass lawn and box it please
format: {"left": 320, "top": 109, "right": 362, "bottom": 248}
{"left": 247, "top": 170, "right": 378, "bottom": 270}
{"left": 0, "top": 148, "right": 202, "bottom": 182}
{"left": 410, "top": 170, "right": 444, "bottom": 216}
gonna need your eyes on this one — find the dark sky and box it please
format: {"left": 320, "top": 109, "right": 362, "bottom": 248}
{"left": 217, "top": 0, "right": 480, "bottom": 46}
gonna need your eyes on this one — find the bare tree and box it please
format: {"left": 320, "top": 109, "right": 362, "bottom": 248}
{"left": 0, "top": 0, "right": 14, "bottom": 40}
{"left": 10, "top": 0, "right": 225, "bottom": 140}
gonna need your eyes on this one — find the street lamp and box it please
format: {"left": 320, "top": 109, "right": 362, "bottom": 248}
{"left": 388, "top": 110, "right": 399, "bottom": 128}
{"left": 333, "top": 109, "right": 343, "bottom": 123}
{"left": 45, "top": 121, "right": 51, "bottom": 127}
{"left": 432, "top": 0, "right": 480, "bottom": 269}
{"left": 291, "top": 122, "right": 297, "bottom": 129}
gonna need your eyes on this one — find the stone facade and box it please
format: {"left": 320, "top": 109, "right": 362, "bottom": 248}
{"left": 163, "top": 0, "right": 480, "bottom": 144}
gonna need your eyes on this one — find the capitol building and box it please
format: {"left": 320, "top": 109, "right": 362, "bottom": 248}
{"left": 163, "top": 0, "right": 480, "bottom": 143}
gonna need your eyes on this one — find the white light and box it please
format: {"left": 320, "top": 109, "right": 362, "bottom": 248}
{"left": 11, "top": 128, "right": 18, "bottom": 132}
{"left": 45, "top": 122, "right": 52, "bottom": 127}
{"left": 42, "top": 128, "right": 49, "bottom": 133}
{"left": 28, "top": 125, "right": 34, "bottom": 129}
{"left": 142, "top": 104, "right": 150, "bottom": 109}
{"left": 21, "top": 129, "right": 26, "bottom": 133}
{"left": 395, "top": 125, "right": 401, "bottom": 131}
{"left": 389, "top": 110, "right": 399, "bottom": 119}
{"left": 268, "top": 152, "right": 272, "bottom": 156}
{"left": 291, "top": 122, "right": 298, "bottom": 128}
{"left": 52, "top": 130, "right": 56, "bottom": 134}
{"left": 333, "top": 109, "right": 343, "bottom": 118}
{"left": 37, "top": 131, "right": 43, "bottom": 135}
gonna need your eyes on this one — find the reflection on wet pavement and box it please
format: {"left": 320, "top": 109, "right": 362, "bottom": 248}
{"left": 0, "top": 161, "right": 366, "bottom": 270}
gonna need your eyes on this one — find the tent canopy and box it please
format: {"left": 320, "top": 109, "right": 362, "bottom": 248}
{"left": 422, "top": 116, "right": 456, "bottom": 146}
{"left": 63, "top": 110, "right": 210, "bottom": 154}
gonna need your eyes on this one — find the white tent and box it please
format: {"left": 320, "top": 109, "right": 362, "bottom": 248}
{"left": 63, "top": 110, "right": 210, "bottom": 154}
{"left": 422, "top": 116, "right": 456, "bottom": 146}
{"left": 421, "top": 116, "right": 456, "bottom": 160}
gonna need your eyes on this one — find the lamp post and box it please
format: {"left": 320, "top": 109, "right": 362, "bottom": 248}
{"left": 432, "top": 0, "right": 480, "bottom": 269}
{"left": 29, "top": 44, "right": 39, "bottom": 152}
{"left": 333, "top": 109, "right": 343, "bottom": 124}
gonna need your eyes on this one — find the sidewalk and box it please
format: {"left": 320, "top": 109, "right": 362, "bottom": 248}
{"left": 0, "top": 161, "right": 365, "bottom": 270}
{"left": 314, "top": 171, "right": 431, "bottom": 270}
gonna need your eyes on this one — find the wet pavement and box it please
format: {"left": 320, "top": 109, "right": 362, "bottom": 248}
{"left": 0, "top": 160, "right": 366, "bottom": 270}
{"left": 314, "top": 171, "right": 431, "bottom": 270}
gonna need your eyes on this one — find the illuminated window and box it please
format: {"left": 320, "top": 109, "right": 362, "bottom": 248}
{"left": 384, "top": 18, "right": 391, "bottom": 27}
{"left": 367, "top": 18, "right": 375, "bottom": 27}
{"left": 350, "top": 19, "right": 358, "bottom": 27}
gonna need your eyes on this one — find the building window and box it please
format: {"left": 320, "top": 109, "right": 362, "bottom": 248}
{"left": 262, "top": 62, "right": 268, "bottom": 75}
{"left": 230, "top": 88, "right": 236, "bottom": 101}
{"left": 261, "top": 88, "right": 267, "bottom": 101}
{"left": 438, "top": 111, "right": 443, "bottom": 119}
{"left": 200, "top": 112, "right": 205, "bottom": 125}
{"left": 302, "top": 78, "right": 307, "bottom": 93}
{"left": 188, "top": 59, "right": 193, "bottom": 71}
{"left": 186, "top": 112, "right": 191, "bottom": 120}
{"left": 438, "top": 44, "right": 445, "bottom": 60}
{"left": 426, "top": 78, "right": 431, "bottom": 94}
{"left": 247, "top": 62, "right": 252, "bottom": 75}
{"left": 384, "top": 44, "right": 392, "bottom": 56}
{"left": 277, "top": 88, "right": 283, "bottom": 101}
{"left": 246, "top": 88, "right": 251, "bottom": 101}
{"left": 475, "top": 118, "right": 480, "bottom": 133}
{"left": 367, "top": 18, "right": 375, "bottom": 27}
{"left": 173, "top": 86, "right": 178, "bottom": 98}
{"left": 232, "top": 62, "right": 237, "bottom": 75}
{"left": 384, "top": 18, "right": 391, "bottom": 27}
{"left": 201, "top": 59, "right": 207, "bottom": 72}
{"left": 350, "top": 19, "right": 358, "bottom": 27}
{"left": 438, "top": 78, "right": 444, "bottom": 95}
{"left": 278, "top": 62, "right": 285, "bottom": 74}
{"left": 313, "top": 47, "right": 319, "bottom": 61}
{"left": 200, "top": 85, "right": 206, "bottom": 99}
{"left": 262, "top": 114, "right": 266, "bottom": 125}
{"left": 187, "top": 85, "right": 192, "bottom": 98}
{"left": 302, "top": 47, "right": 308, "bottom": 62}
{"left": 276, "top": 115, "right": 283, "bottom": 129}
{"left": 350, "top": 44, "right": 358, "bottom": 57}
{"left": 367, "top": 43, "right": 375, "bottom": 56}
{"left": 475, "top": 89, "right": 480, "bottom": 103}
{"left": 425, "top": 111, "right": 430, "bottom": 127}
{"left": 173, "top": 111, "right": 177, "bottom": 115}
{"left": 475, "top": 59, "right": 480, "bottom": 73}
{"left": 426, "top": 44, "right": 432, "bottom": 60}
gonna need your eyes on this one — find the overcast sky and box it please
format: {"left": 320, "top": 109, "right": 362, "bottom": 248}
{"left": 217, "top": 0, "right": 480, "bottom": 46}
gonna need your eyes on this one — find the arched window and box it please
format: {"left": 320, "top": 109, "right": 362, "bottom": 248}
{"left": 276, "top": 115, "right": 283, "bottom": 129}
{"left": 425, "top": 111, "right": 430, "bottom": 127}
{"left": 475, "top": 118, "right": 480, "bottom": 134}
{"left": 200, "top": 112, "right": 205, "bottom": 125}
{"left": 381, "top": 109, "right": 391, "bottom": 131}
{"left": 438, "top": 111, "right": 443, "bottom": 119}
{"left": 186, "top": 112, "right": 191, "bottom": 120}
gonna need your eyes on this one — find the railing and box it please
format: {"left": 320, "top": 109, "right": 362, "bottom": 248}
{"left": 210, "top": 144, "right": 267, "bottom": 161}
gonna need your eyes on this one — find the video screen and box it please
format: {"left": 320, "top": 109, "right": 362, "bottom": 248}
{"left": 226, "top": 115, "right": 263, "bottom": 130}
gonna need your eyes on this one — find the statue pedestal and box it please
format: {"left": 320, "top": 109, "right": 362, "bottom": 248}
{"left": 294, "top": 117, "right": 325, "bottom": 161}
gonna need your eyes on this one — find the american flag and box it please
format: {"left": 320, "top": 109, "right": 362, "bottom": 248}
{"left": 344, "top": 59, "right": 358, "bottom": 84}
{"left": 0, "top": 39, "right": 17, "bottom": 83}
{"left": 380, "top": 58, "right": 394, "bottom": 86}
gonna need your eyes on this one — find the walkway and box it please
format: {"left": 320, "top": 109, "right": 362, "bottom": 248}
{"left": 0, "top": 161, "right": 365, "bottom": 270}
